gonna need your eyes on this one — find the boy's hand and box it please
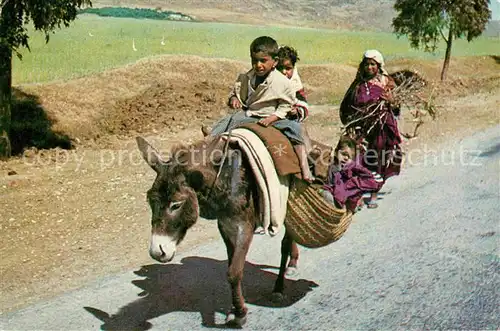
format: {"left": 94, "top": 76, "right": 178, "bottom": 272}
{"left": 258, "top": 115, "right": 279, "bottom": 127}
{"left": 229, "top": 96, "right": 242, "bottom": 109}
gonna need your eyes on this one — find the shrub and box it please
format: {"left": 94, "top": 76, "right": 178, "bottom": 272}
{"left": 78, "top": 7, "right": 194, "bottom": 21}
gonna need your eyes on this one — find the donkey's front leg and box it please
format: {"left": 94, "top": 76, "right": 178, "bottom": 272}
{"left": 219, "top": 219, "right": 254, "bottom": 327}
{"left": 272, "top": 230, "right": 294, "bottom": 300}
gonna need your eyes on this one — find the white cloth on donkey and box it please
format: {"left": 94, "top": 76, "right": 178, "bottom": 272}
{"left": 222, "top": 128, "right": 290, "bottom": 236}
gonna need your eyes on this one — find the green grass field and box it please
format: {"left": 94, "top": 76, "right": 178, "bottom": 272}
{"left": 13, "top": 14, "right": 500, "bottom": 85}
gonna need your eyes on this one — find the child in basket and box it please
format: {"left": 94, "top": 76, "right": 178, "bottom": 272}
{"left": 320, "top": 135, "right": 382, "bottom": 212}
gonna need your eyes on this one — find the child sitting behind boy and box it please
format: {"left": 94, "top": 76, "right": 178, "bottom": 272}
{"left": 208, "top": 36, "right": 314, "bottom": 182}
{"left": 320, "top": 135, "right": 382, "bottom": 212}
{"left": 276, "top": 45, "right": 309, "bottom": 122}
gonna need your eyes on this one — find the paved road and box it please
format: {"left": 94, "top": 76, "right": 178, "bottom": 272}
{"left": 2, "top": 126, "right": 499, "bottom": 330}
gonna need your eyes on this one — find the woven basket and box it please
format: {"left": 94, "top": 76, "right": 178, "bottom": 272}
{"left": 285, "top": 180, "right": 353, "bottom": 248}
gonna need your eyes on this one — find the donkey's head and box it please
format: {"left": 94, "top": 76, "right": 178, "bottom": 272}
{"left": 136, "top": 137, "right": 213, "bottom": 263}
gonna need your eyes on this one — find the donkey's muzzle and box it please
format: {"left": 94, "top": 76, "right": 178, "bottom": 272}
{"left": 149, "top": 234, "right": 176, "bottom": 263}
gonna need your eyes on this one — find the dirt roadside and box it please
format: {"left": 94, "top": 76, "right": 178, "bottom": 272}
{"left": 0, "top": 57, "right": 499, "bottom": 314}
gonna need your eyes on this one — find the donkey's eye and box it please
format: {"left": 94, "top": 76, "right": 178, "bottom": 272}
{"left": 169, "top": 200, "right": 184, "bottom": 211}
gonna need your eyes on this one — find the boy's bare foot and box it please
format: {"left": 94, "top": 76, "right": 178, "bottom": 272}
{"left": 303, "top": 173, "right": 315, "bottom": 183}
{"left": 301, "top": 164, "right": 315, "bottom": 183}
{"left": 294, "top": 144, "right": 315, "bottom": 183}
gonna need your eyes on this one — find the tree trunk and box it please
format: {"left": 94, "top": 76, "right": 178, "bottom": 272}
{"left": 0, "top": 43, "right": 12, "bottom": 160}
{"left": 440, "top": 27, "right": 454, "bottom": 81}
{"left": 0, "top": 3, "right": 13, "bottom": 160}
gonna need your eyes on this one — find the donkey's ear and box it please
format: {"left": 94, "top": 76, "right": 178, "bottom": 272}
{"left": 136, "top": 136, "right": 166, "bottom": 172}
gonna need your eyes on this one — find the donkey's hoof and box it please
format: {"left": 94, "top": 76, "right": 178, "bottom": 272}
{"left": 271, "top": 292, "right": 285, "bottom": 303}
{"left": 285, "top": 266, "right": 299, "bottom": 277}
{"left": 225, "top": 311, "right": 247, "bottom": 328}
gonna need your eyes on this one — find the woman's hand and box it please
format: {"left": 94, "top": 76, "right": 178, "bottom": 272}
{"left": 381, "top": 91, "right": 394, "bottom": 104}
{"left": 229, "top": 96, "right": 242, "bottom": 109}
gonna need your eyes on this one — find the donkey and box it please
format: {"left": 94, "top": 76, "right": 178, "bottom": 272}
{"left": 136, "top": 135, "right": 301, "bottom": 327}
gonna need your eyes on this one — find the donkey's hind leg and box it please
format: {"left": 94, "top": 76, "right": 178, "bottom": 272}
{"left": 218, "top": 217, "right": 254, "bottom": 327}
{"left": 272, "top": 230, "right": 294, "bottom": 301}
{"left": 286, "top": 240, "right": 300, "bottom": 277}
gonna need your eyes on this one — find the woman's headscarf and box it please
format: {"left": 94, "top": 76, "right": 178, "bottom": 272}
{"left": 362, "top": 49, "right": 388, "bottom": 75}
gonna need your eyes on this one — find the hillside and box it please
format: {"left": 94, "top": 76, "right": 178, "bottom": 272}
{"left": 92, "top": 0, "right": 396, "bottom": 31}
{"left": 14, "top": 55, "right": 499, "bottom": 148}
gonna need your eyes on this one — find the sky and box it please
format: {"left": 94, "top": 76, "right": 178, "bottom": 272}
{"left": 491, "top": 0, "right": 500, "bottom": 20}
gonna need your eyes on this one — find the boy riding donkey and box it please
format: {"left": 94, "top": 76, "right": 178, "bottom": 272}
{"left": 203, "top": 36, "right": 314, "bottom": 183}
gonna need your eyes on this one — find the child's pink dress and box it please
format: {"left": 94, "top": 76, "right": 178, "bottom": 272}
{"left": 323, "top": 155, "right": 382, "bottom": 212}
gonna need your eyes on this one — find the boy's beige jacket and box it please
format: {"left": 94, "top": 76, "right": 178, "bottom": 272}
{"left": 228, "top": 68, "right": 295, "bottom": 119}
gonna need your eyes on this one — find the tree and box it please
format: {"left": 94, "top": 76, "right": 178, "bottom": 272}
{"left": 392, "top": 0, "right": 491, "bottom": 81}
{"left": 0, "top": 0, "right": 92, "bottom": 159}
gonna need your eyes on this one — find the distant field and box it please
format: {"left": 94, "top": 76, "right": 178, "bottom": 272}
{"left": 13, "top": 14, "right": 500, "bottom": 85}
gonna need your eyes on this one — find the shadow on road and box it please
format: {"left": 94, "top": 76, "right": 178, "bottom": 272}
{"left": 84, "top": 256, "right": 318, "bottom": 330}
{"left": 479, "top": 142, "right": 500, "bottom": 158}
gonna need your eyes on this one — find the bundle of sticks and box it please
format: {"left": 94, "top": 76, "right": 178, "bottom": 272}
{"left": 342, "top": 70, "right": 437, "bottom": 140}
{"left": 390, "top": 70, "right": 437, "bottom": 139}
{"left": 343, "top": 101, "right": 389, "bottom": 137}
